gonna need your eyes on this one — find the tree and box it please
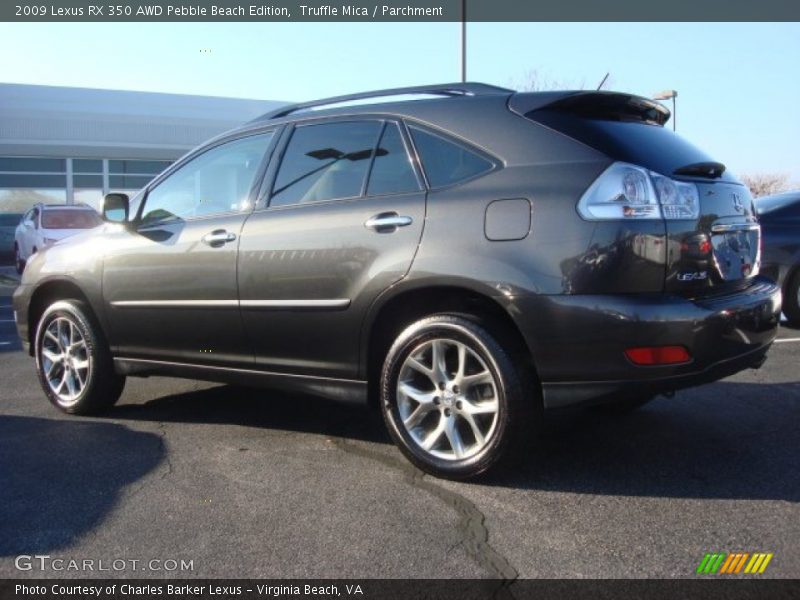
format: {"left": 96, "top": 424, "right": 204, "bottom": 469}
{"left": 740, "top": 173, "right": 791, "bottom": 198}
{"left": 510, "top": 69, "right": 614, "bottom": 92}
{"left": 511, "top": 69, "right": 586, "bottom": 92}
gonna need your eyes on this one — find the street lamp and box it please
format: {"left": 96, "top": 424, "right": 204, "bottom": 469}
{"left": 461, "top": 0, "right": 466, "bottom": 82}
{"left": 653, "top": 90, "right": 678, "bottom": 132}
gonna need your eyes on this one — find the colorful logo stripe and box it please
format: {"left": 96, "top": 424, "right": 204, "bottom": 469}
{"left": 696, "top": 552, "right": 773, "bottom": 574}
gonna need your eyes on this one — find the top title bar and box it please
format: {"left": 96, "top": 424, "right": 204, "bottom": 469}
{"left": 4, "top": 0, "right": 800, "bottom": 21}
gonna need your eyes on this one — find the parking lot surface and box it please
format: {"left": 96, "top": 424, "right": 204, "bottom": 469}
{"left": 0, "top": 271, "right": 798, "bottom": 579}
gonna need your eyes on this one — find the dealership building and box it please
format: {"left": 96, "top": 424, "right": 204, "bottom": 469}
{"left": 0, "top": 83, "right": 285, "bottom": 215}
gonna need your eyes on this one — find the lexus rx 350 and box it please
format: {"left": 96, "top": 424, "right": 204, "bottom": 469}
{"left": 13, "top": 83, "right": 781, "bottom": 478}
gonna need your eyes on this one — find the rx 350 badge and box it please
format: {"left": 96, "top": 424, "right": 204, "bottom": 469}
{"left": 678, "top": 271, "right": 708, "bottom": 281}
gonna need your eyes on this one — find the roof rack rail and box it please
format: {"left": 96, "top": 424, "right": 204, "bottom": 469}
{"left": 255, "top": 82, "right": 514, "bottom": 121}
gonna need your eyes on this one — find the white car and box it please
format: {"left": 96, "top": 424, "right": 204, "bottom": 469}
{"left": 14, "top": 203, "right": 102, "bottom": 274}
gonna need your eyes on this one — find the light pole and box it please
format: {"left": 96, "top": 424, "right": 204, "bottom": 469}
{"left": 461, "top": 0, "right": 466, "bottom": 82}
{"left": 653, "top": 90, "right": 678, "bottom": 132}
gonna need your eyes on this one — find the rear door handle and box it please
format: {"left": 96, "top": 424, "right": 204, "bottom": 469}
{"left": 364, "top": 212, "right": 413, "bottom": 233}
{"left": 201, "top": 229, "right": 237, "bottom": 247}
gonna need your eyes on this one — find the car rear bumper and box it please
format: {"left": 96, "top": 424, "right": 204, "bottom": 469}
{"left": 508, "top": 277, "right": 782, "bottom": 408}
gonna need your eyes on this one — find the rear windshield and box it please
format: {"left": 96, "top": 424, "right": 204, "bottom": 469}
{"left": 527, "top": 109, "right": 736, "bottom": 182}
{"left": 41, "top": 209, "right": 102, "bottom": 229}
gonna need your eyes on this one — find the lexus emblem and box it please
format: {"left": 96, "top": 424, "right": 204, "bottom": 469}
{"left": 732, "top": 193, "right": 744, "bottom": 213}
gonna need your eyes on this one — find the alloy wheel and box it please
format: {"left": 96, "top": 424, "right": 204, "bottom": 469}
{"left": 39, "top": 316, "right": 91, "bottom": 407}
{"left": 396, "top": 338, "right": 499, "bottom": 461}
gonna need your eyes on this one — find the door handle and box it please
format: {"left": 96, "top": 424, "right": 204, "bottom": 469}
{"left": 201, "top": 229, "right": 237, "bottom": 247}
{"left": 364, "top": 212, "right": 413, "bottom": 233}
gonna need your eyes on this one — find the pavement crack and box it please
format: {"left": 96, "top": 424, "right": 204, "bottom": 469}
{"left": 156, "top": 421, "right": 174, "bottom": 479}
{"left": 331, "top": 437, "right": 519, "bottom": 584}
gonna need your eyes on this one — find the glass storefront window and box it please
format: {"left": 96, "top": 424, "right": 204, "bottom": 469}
{"left": 73, "top": 189, "right": 105, "bottom": 212}
{"left": 73, "top": 159, "right": 103, "bottom": 173}
{"left": 0, "top": 188, "right": 67, "bottom": 214}
{"left": 110, "top": 174, "right": 155, "bottom": 189}
{"left": 0, "top": 156, "right": 173, "bottom": 217}
{"left": 74, "top": 175, "right": 103, "bottom": 188}
{"left": 0, "top": 157, "right": 66, "bottom": 172}
{"left": 0, "top": 174, "right": 68, "bottom": 187}
{"left": 109, "top": 160, "right": 171, "bottom": 175}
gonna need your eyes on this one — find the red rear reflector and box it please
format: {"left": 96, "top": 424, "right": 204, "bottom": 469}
{"left": 625, "top": 346, "right": 691, "bottom": 366}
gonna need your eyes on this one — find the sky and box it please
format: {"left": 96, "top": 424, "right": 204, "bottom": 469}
{"left": 0, "top": 21, "right": 798, "bottom": 183}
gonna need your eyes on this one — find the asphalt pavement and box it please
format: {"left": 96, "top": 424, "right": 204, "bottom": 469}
{"left": 0, "top": 270, "right": 798, "bottom": 579}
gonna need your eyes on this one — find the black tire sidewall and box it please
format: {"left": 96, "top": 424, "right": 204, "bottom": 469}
{"left": 34, "top": 300, "right": 111, "bottom": 414}
{"left": 783, "top": 269, "right": 800, "bottom": 325}
{"left": 381, "top": 316, "right": 519, "bottom": 479}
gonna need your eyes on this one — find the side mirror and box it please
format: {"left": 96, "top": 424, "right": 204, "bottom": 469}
{"left": 102, "top": 193, "right": 130, "bottom": 223}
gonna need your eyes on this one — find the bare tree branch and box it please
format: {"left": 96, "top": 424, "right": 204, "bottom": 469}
{"left": 740, "top": 172, "right": 791, "bottom": 198}
{"left": 510, "top": 69, "right": 593, "bottom": 92}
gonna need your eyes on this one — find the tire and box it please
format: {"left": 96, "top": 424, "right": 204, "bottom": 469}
{"left": 783, "top": 268, "right": 800, "bottom": 327}
{"left": 34, "top": 299, "right": 125, "bottom": 415}
{"left": 14, "top": 243, "right": 25, "bottom": 275}
{"left": 593, "top": 393, "right": 656, "bottom": 414}
{"left": 380, "top": 314, "right": 537, "bottom": 480}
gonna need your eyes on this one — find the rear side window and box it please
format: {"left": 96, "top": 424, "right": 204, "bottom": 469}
{"left": 409, "top": 126, "right": 493, "bottom": 188}
{"left": 271, "top": 121, "right": 382, "bottom": 207}
{"left": 367, "top": 123, "right": 420, "bottom": 196}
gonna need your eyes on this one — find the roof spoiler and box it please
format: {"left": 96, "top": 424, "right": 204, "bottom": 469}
{"left": 509, "top": 91, "right": 671, "bottom": 127}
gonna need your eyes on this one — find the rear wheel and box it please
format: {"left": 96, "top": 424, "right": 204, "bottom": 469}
{"left": 34, "top": 299, "right": 125, "bottom": 415}
{"left": 14, "top": 243, "right": 24, "bottom": 274}
{"left": 380, "top": 314, "right": 536, "bottom": 479}
{"left": 783, "top": 268, "right": 800, "bottom": 327}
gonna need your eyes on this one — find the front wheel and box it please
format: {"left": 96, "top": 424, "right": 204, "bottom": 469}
{"left": 380, "top": 314, "right": 536, "bottom": 479}
{"left": 34, "top": 299, "right": 125, "bottom": 415}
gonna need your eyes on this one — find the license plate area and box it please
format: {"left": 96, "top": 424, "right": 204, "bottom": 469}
{"left": 710, "top": 225, "right": 760, "bottom": 281}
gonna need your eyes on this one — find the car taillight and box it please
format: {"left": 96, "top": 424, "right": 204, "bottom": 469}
{"left": 625, "top": 346, "right": 691, "bottom": 366}
{"left": 578, "top": 162, "right": 700, "bottom": 221}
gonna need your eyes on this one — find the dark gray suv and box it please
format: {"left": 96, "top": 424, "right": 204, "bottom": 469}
{"left": 13, "top": 83, "right": 782, "bottom": 479}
